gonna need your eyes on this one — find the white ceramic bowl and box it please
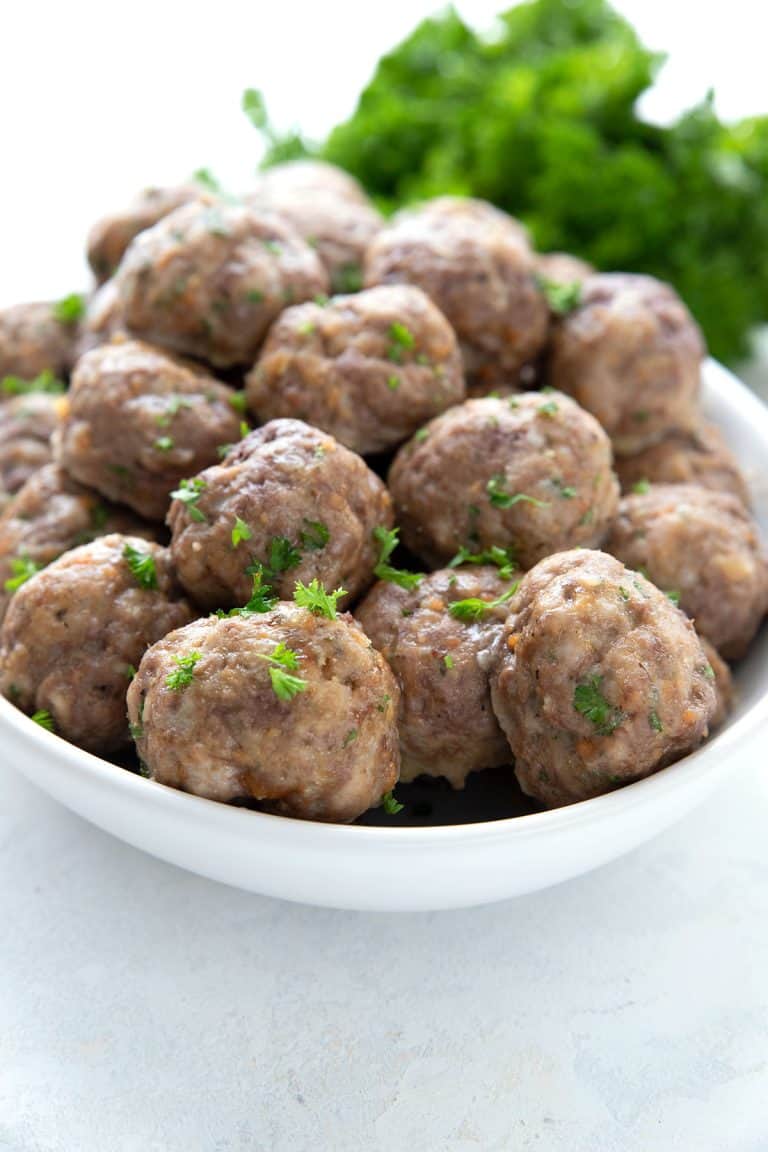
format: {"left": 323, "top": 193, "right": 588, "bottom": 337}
{"left": 2, "top": 359, "right": 766, "bottom": 911}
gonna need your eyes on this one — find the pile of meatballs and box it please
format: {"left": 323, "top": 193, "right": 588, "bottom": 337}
{"left": 0, "top": 161, "right": 765, "bottom": 823}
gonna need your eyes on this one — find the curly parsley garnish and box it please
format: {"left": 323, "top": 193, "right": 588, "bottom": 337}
{"left": 165, "top": 651, "right": 203, "bottom": 691}
{"left": 387, "top": 322, "right": 416, "bottom": 363}
{"left": 448, "top": 580, "right": 520, "bottom": 622}
{"left": 216, "top": 570, "right": 277, "bottom": 617}
{"left": 372, "top": 525, "right": 423, "bottom": 590}
{"left": 31, "top": 709, "right": 55, "bottom": 732}
{"left": 294, "top": 578, "right": 346, "bottom": 619}
{"left": 1, "top": 369, "right": 66, "bottom": 396}
{"left": 380, "top": 789, "right": 404, "bottom": 815}
{"left": 53, "top": 293, "right": 86, "bottom": 326}
{"left": 573, "top": 675, "right": 624, "bottom": 736}
{"left": 123, "top": 544, "right": 158, "bottom": 590}
{"left": 298, "top": 519, "right": 330, "bottom": 551}
{"left": 537, "top": 276, "right": 582, "bottom": 315}
{"left": 487, "top": 475, "right": 550, "bottom": 510}
{"left": 448, "top": 544, "right": 518, "bottom": 580}
{"left": 256, "top": 642, "right": 307, "bottom": 701}
{"left": 170, "top": 477, "right": 207, "bottom": 522}
{"left": 231, "top": 516, "right": 253, "bottom": 549}
{"left": 4, "top": 554, "right": 41, "bottom": 593}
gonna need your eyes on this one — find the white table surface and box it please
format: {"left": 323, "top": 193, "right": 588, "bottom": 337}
{"left": 2, "top": 753, "right": 768, "bottom": 1152}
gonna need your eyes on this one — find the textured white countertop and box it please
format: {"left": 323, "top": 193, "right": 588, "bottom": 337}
{"left": 2, "top": 755, "right": 768, "bottom": 1151}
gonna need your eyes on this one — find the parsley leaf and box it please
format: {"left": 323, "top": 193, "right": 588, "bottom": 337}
{"left": 231, "top": 516, "right": 253, "bottom": 548}
{"left": 448, "top": 544, "right": 518, "bottom": 580}
{"left": 123, "top": 544, "right": 158, "bottom": 589}
{"left": 573, "top": 675, "right": 624, "bottom": 736}
{"left": 380, "top": 789, "right": 404, "bottom": 815}
{"left": 537, "top": 276, "right": 582, "bottom": 315}
{"left": 294, "top": 578, "right": 346, "bottom": 619}
{"left": 170, "top": 477, "right": 207, "bottom": 522}
{"left": 53, "top": 293, "right": 86, "bottom": 325}
{"left": 448, "top": 580, "right": 520, "bottom": 622}
{"left": 193, "top": 166, "right": 224, "bottom": 194}
{"left": 387, "top": 322, "right": 416, "bottom": 362}
{"left": 0, "top": 369, "right": 66, "bottom": 396}
{"left": 31, "top": 709, "right": 55, "bottom": 732}
{"left": 165, "top": 650, "right": 203, "bottom": 691}
{"left": 649, "top": 710, "right": 663, "bottom": 732}
{"left": 632, "top": 478, "right": 651, "bottom": 494}
{"left": 216, "top": 570, "right": 277, "bottom": 617}
{"left": 298, "top": 519, "right": 330, "bottom": 551}
{"left": 256, "top": 642, "right": 308, "bottom": 701}
{"left": 4, "top": 554, "right": 41, "bottom": 593}
{"left": 487, "top": 475, "right": 550, "bottom": 509}
{"left": 372, "top": 525, "right": 423, "bottom": 590}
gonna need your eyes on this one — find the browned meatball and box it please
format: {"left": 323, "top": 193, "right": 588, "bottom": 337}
{"left": 127, "top": 604, "right": 399, "bottom": 822}
{"left": 249, "top": 186, "right": 382, "bottom": 294}
{"left": 698, "top": 637, "right": 733, "bottom": 730}
{"left": 114, "top": 199, "right": 329, "bottom": 368}
{"left": 356, "top": 566, "right": 517, "bottom": 787}
{"left": 549, "top": 274, "right": 704, "bottom": 454}
{"left": 364, "top": 197, "right": 549, "bottom": 392}
{"left": 534, "top": 251, "right": 594, "bottom": 286}
{"left": 168, "top": 419, "right": 392, "bottom": 610}
{"left": 614, "top": 422, "right": 750, "bottom": 507}
{"left": 86, "top": 184, "right": 200, "bottom": 283}
{"left": 246, "top": 285, "right": 465, "bottom": 455}
{"left": 54, "top": 338, "right": 242, "bottom": 520}
{"left": 0, "top": 392, "right": 64, "bottom": 506}
{"left": 0, "top": 464, "right": 156, "bottom": 624}
{"left": 388, "top": 393, "right": 619, "bottom": 570}
{"left": 606, "top": 484, "right": 768, "bottom": 660}
{"left": 254, "top": 160, "right": 371, "bottom": 206}
{"left": 490, "top": 549, "right": 717, "bottom": 807}
{"left": 0, "top": 301, "right": 79, "bottom": 380}
{"left": 0, "top": 534, "right": 193, "bottom": 753}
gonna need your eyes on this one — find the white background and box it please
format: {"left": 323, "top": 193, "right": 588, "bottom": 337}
{"left": 2, "top": 4, "right": 768, "bottom": 1149}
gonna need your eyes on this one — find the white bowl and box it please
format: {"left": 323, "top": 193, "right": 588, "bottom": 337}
{"left": 2, "top": 359, "right": 767, "bottom": 911}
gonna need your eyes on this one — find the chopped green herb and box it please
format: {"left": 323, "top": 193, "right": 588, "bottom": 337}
{"left": 53, "top": 293, "right": 86, "bottom": 325}
{"left": 245, "top": 288, "right": 264, "bottom": 304}
{"left": 579, "top": 507, "right": 595, "bottom": 526}
{"left": 649, "top": 710, "right": 663, "bottom": 732}
{"left": 314, "top": 294, "right": 329, "bottom": 307}
{"left": 448, "top": 544, "right": 518, "bottom": 580}
{"left": 4, "top": 554, "right": 41, "bottom": 593}
{"left": 155, "top": 395, "right": 192, "bottom": 427}
{"left": 377, "top": 693, "right": 391, "bottom": 713}
{"left": 387, "top": 375, "right": 401, "bottom": 391}
{"left": 573, "top": 675, "right": 624, "bottom": 736}
{"left": 90, "top": 504, "right": 109, "bottom": 530}
{"left": 228, "top": 391, "right": 248, "bottom": 415}
{"left": 123, "top": 543, "right": 158, "bottom": 590}
{"left": 0, "top": 369, "right": 65, "bottom": 396}
{"left": 129, "top": 720, "right": 144, "bottom": 741}
{"left": 333, "top": 263, "right": 363, "bottom": 293}
{"left": 387, "top": 321, "right": 415, "bottom": 362}
{"left": 538, "top": 401, "right": 560, "bottom": 417}
{"left": 551, "top": 478, "right": 577, "bottom": 499}
{"left": 31, "top": 709, "right": 55, "bottom": 732}
{"left": 293, "top": 578, "right": 346, "bottom": 619}
{"left": 443, "top": 654, "right": 455, "bottom": 670}
{"left": 217, "top": 443, "right": 233, "bottom": 459}
{"left": 380, "top": 790, "right": 404, "bottom": 815}
{"left": 241, "top": 87, "right": 267, "bottom": 129}
{"left": 231, "top": 516, "right": 253, "bottom": 548}
{"left": 298, "top": 519, "right": 330, "bottom": 551}
{"left": 192, "top": 166, "right": 224, "bottom": 194}
{"left": 216, "top": 570, "right": 277, "bottom": 617}
{"left": 414, "top": 427, "right": 429, "bottom": 443}
{"left": 239, "top": 420, "right": 250, "bottom": 439}
{"left": 666, "top": 588, "right": 681, "bottom": 607}
{"left": 487, "top": 474, "right": 550, "bottom": 510}
{"left": 263, "top": 239, "right": 282, "bottom": 254}
{"left": 448, "top": 580, "right": 520, "bottom": 622}
{"left": 618, "top": 586, "right": 631, "bottom": 601}
{"left": 154, "top": 436, "right": 174, "bottom": 452}
{"left": 170, "top": 477, "right": 207, "bottom": 522}
{"left": 372, "top": 525, "right": 423, "bottom": 590}
{"left": 703, "top": 663, "right": 716, "bottom": 681}
{"left": 266, "top": 536, "right": 302, "bottom": 578}
{"left": 537, "top": 276, "right": 582, "bottom": 315}
{"left": 165, "top": 650, "right": 203, "bottom": 691}
{"left": 632, "top": 479, "right": 651, "bottom": 494}
{"left": 298, "top": 320, "right": 316, "bottom": 336}
{"left": 342, "top": 728, "right": 358, "bottom": 748}
{"left": 256, "top": 642, "right": 307, "bottom": 701}
{"left": 125, "top": 665, "right": 137, "bottom": 681}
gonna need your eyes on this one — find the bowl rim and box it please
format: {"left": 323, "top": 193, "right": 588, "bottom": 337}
{"left": 4, "top": 357, "right": 768, "bottom": 848}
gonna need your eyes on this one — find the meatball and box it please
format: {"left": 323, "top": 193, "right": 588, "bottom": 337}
{"left": 606, "top": 484, "right": 768, "bottom": 660}
{"left": 388, "top": 393, "right": 619, "bottom": 570}
{"left": 250, "top": 186, "right": 382, "bottom": 294}
{"left": 114, "top": 199, "right": 328, "bottom": 368}
{"left": 0, "top": 464, "right": 155, "bottom": 624}
{"left": 364, "top": 197, "right": 549, "bottom": 392}
{"left": 254, "top": 160, "right": 371, "bottom": 207}
{"left": 548, "top": 274, "right": 704, "bottom": 454}
{"left": 0, "top": 392, "right": 63, "bottom": 506}
{"left": 490, "top": 549, "right": 717, "bottom": 807}
{"left": 614, "top": 421, "right": 750, "bottom": 507}
{"left": 0, "top": 301, "right": 79, "bottom": 381}
{"left": 0, "top": 534, "right": 193, "bottom": 753}
{"left": 54, "top": 338, "right": 242, "bottom": 520}
{"left": 86, "top": 183, "right": 200, "bottom": 283}
{"left": 534, "top": 251, "right": 594, "bottom": 286}
{"left": 74, "top": 280, "right": 128, "bottom": 360}
{"left": 168, "top": 419, "right": 392, "bottom": 610}
{"left": 126, "top": 604, "right": 399, "bottom": 822}
{"left": 356, "top": 566, "right": 516, "bottom": 787}
{"left": 246, "top": 285, "right": 465, "bottom": 455}
{"left": 698, "top": 637, "right": 734, "bottom": 730}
